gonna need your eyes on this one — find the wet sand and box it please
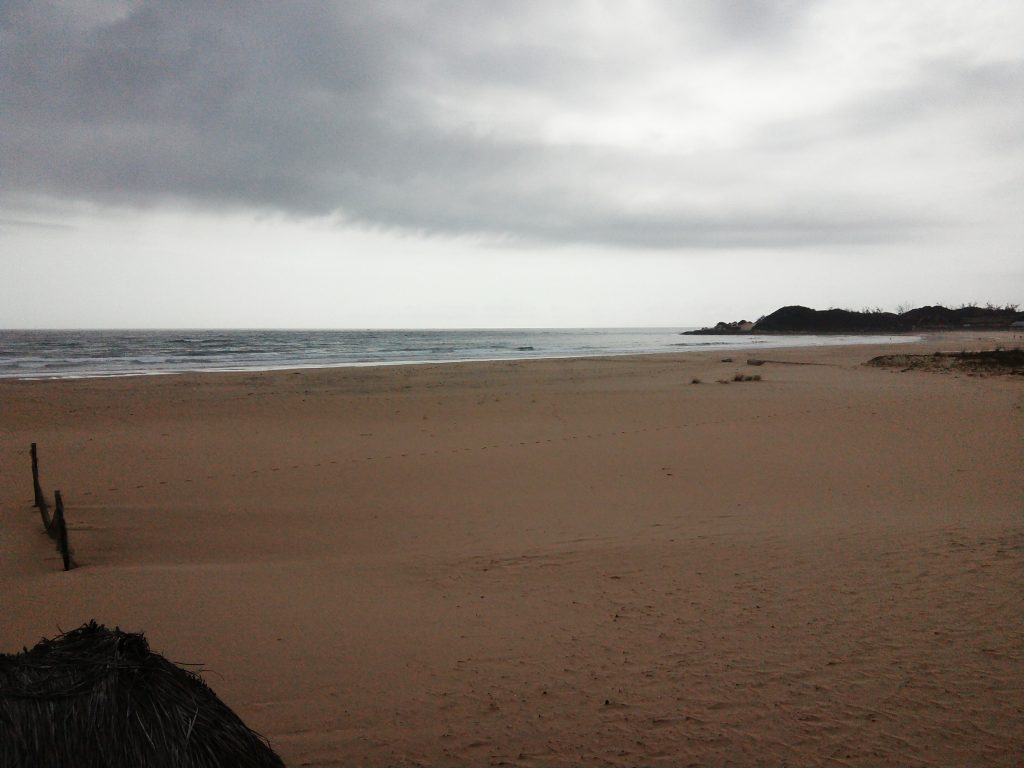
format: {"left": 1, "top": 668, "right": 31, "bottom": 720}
{"left": 1, "top": 333, "right": 1021, "bottom": 766}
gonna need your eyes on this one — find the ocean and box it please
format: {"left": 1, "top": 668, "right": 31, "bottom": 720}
{"left": 0, "top": 329, "right": 917, "bottom": 380}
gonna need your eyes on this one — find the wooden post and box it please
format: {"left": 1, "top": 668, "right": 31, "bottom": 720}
{"left": 30, "top": 443, "right": 44, "bottom": 509}
{"left": 54, "top": 490, "right": 73, "bottom": 571}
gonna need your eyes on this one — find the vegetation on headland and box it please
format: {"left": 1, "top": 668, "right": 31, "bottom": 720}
{"left": 684, "top": 303, "right": 1023, "bottom": 335}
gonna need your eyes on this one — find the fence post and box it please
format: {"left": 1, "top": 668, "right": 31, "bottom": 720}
{"left": 30, "top": 443, "right": 45, "bottom": 509}
{"left": 54, "top": 490, "right": 73, "bottom": 571}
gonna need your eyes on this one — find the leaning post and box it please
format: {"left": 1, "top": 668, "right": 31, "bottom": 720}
{"left": 54, "top": 490, "right": 73, "bottom": 571}
{"left": 30, "top": 443, "right": 45, "bottom": 509}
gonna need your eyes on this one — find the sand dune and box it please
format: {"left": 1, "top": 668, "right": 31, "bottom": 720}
{"left": 1, "top": 333, "right": 1021, "bottom": 766}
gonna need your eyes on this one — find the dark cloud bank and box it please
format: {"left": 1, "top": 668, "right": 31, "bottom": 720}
{"left": 1, "top": 1, "right": 1020, "bottom": 249}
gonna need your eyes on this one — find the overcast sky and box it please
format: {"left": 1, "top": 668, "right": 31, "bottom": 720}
{"left": 1, "top": 1, "right": 1022, "bottom": 328}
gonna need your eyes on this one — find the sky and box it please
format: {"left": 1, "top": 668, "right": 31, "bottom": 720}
{"left": 1, "top": 0, "right": 1022, "bottom": 329}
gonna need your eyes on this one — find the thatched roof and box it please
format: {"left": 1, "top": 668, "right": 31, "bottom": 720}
{"left": 0, "top": 622, "right": 285, "bottom": 768}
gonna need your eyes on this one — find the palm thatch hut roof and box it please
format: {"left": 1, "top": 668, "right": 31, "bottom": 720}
{"left": 0, "top": 621, "right": 285, "bottom": 768}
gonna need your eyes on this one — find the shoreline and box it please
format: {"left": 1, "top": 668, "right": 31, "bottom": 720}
{"left": 2, "top": 334, "right": 1021, "bottom": 766}
{"left": 0, "top": 331, "right": 933, "bottom": 382}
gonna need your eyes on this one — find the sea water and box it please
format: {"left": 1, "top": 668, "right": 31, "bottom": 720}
{"left": 0, "top": 329, "right": 918, "bottom": 380}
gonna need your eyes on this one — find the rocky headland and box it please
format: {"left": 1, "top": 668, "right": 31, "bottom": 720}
{"left": 684, "top": 304, "right": 1023, "bottom": 335}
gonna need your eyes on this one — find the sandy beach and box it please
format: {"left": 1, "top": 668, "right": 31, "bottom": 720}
{"left": 1, "top": 333, "right": 1021, "bottom": 767}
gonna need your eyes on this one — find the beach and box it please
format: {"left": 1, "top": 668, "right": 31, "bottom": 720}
{"left": 1, "top": 333, "right": 1021, "bottom": 766}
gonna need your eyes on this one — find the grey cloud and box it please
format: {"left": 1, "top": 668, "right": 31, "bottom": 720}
{"left": 0, "top": 1, "right": 1015, "bottom": 249}
{"left": 0, "top": 216, "right": 76, "bottom": 232}
{"left": 662, "top": 0, "right": 817, "bottom": 49}
{"left": 749, "top": 57, "right": 1024, "bottom": 170}
{"left": 856, "top": 60, "right": 1018, "bottom": 139}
